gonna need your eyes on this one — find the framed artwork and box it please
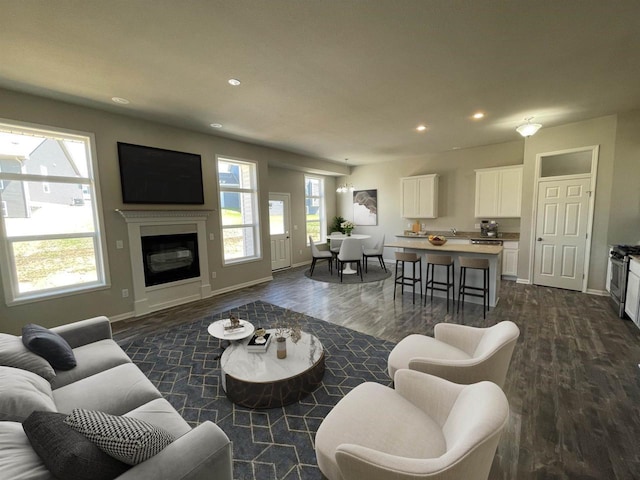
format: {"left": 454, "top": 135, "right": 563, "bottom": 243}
{"left": 353, "top": 189, "right": 377, "bottom": 226}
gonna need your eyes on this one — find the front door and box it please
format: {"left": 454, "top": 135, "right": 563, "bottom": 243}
{"left": 269, "top": 193, "right": 291, "bottom": 270}
{"left": 533, "top": 177, "right": 590, "bottom": 290}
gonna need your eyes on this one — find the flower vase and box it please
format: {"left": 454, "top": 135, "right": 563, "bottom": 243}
{"left": 346, "top": 230, "right": 352, "bottom": 237}
{"left": 276, "top": 337, "right": 287, "bottom": 359}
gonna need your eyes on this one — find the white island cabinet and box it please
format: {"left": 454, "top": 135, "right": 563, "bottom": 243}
{"left": 625, "top": 257, "right": 640, "bottom": 329}
{"left": 475, "top": 165, "right": 523, "bottom": 218}
{"left": 502, "top": 241, "right": 519, "bottom": 278}
{"left": 401, "top": 174, "right": 438, "bottom": 218}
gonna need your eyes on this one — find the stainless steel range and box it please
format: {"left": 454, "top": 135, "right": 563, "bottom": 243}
{"left": 609, "top": 245, "right": 640, "bottom": 318}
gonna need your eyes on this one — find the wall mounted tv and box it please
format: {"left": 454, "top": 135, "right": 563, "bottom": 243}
{"left": 117, "top": 142, "right": 205, "bottom": 204}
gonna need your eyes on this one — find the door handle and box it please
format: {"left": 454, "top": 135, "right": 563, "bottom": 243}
{"left": 537, "top": 237, "right": 543, "bottom": 241}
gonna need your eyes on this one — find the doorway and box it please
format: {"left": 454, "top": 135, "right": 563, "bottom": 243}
{"left": 531, "top": 146, "right": 598, "bottom": 291}
{"left": 269, "top": 193, "right": 291, "bottom": 270}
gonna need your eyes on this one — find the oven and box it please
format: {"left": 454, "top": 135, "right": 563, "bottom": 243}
{"left": 609, "top": 253, "right": 627, "bottom": 318}
{"left": 608, "top": 245, "right": 640, "bottom": 318}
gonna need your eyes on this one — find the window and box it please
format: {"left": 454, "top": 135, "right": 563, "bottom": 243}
{"left": 305, "top": 175, "right": 326, "bottom": 244}
{"left": 0, "top": 120, "right": 108, "bottom": 304}
{"left": 217, "top": 157, "right": 261, "bottom": 264}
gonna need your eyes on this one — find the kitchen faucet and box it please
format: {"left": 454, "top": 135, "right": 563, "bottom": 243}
{"left": 450, "top": 228, "right": 457, "bottom": 236}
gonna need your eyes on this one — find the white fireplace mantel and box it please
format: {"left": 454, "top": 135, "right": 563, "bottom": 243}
{"left": 115, "top": 209, "right": 214, "bottom": 316}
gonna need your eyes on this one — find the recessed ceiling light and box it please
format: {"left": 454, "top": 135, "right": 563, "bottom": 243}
{"left": 228, "top": 78, "right": 241, "bottom": 86}
{"left": 472, "top": 112, "right": 485, "bottom": 119}
{"left": 111, "top": 96, "right": 130, "bottom": 104}
{"left": 210, "top": 123, "right": 223, "bottom": 129}
{"left": 416, "top": 125, "right": 427, "bottom": 132}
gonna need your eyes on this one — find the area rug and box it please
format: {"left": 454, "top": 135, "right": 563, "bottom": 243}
{"left": 304, "top": 263, "right": 391, "bottom": 284}
{"left": 115, "top": 301, "right": 395, "bottom": 480}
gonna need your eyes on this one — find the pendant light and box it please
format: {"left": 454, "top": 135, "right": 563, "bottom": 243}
{"left": 516, "top": 117, "right": 542, "bottom": 137}
{"left": 336, "top": 158, "right": 355, "bottom": 193}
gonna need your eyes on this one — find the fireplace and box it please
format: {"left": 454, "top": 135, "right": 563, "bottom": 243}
{"left": 116, "top": 209, "right": 212, "bottom": 316}
{"left": 142, "top": 233, "right": 200, "bottom": 287}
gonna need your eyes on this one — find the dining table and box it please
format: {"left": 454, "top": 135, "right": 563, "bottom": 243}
{"left": 327, "top": 233, "right": 371, "bottom": 274}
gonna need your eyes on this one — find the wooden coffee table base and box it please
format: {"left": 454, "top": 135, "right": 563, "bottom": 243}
{"left": 224, "top": 352, "right": 325, "bottom": 409}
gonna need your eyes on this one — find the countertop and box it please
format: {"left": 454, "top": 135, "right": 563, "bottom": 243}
{"left": 385, "top": 239, "right": 503, "bottom": 255}
{"left": 396, "top": 231, "right": 520, "bottom": 241}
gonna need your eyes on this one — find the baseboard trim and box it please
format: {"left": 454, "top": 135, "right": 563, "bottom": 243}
{"left": 586, "top": 288, "right": 609, "bottom": 296}
{"left": 210, "top": 276, "right": 273, "bottom": 297}
{"left": 516, "top": 278, "right": 530, "bottom": 284}
{"left": 292, "top": 260, "right": 312, "bottom": 268}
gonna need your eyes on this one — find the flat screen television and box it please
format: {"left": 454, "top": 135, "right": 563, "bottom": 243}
{"left": 117, "top": 142, "right": 205, "bottom": 204}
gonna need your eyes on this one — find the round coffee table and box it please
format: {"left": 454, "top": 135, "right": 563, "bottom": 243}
{"left": 220, "top": 329, "right": 325, "bottom": 408}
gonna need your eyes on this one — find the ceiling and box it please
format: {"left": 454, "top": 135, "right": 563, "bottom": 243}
{"left": 2, "top": 0, "right": 640, "bottom": 166}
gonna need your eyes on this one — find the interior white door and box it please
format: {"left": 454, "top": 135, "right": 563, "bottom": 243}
{"left": 269, "top": 193, "right": 291, "bottom": 270}
{"left": 533, "top": 178, "right": 590, "bottom": 290}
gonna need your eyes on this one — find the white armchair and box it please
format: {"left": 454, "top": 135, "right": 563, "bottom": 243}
{"left": 315, "top": 369, "right": 509, "bottom": 480}
{"left": 388, "top": 321, "right": 520, "bottom": 388}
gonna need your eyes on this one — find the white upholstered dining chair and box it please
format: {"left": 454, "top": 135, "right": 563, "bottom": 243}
{"left": 309, "top": 236, "right": 333, "bottom": 276}
{"left": 315, "top": 369, "right": 509, "bottom": 480}
{"left": 337, "top": 237, "right": 363, "bottom": 282}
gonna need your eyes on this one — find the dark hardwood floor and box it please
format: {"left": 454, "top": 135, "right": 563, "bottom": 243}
{"left": 113, "top": 265, "right": 640, "bottom": 480}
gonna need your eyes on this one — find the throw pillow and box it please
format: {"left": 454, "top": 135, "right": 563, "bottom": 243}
{"left": 23, "top": 411, "right": 130, "bottom": 480}
{"left": 22, "top": 324, "right": 77, "bottom": 370}
{"left": 64, "top": 408, "right": 175, "bottom": 465}
{"left": 0, "top": 333, "right": 56, "bottom": 380}
{"left": 0, "top": 366, "right": 56, "bottom": 421}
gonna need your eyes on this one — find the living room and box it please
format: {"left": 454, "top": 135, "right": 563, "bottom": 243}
{"left": 1, "top": 2, "right": 640, "bottom": 479}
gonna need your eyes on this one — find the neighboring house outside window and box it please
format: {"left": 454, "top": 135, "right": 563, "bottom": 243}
{"left": 217, "top": 156, "right": 261, "bottom": 265}
{"left": 305, "top": 175, "right": 326, "bottom": 244}
{"left": 0, "top": 120, "right": 108, "bottom": 304}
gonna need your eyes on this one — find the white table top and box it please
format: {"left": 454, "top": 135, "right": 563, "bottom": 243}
{"left": 327, "top": 233, "right": 371, "bottom": 240}
{"left": 207, "top": 319, "right": 255, "bottom": 341}
{"left": 221, "top": 329, "right": 323, "bottom": 383}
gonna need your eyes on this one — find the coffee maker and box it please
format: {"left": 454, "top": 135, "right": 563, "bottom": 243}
{"left": 480, "top": 220, "right": 499, "bottom": 237}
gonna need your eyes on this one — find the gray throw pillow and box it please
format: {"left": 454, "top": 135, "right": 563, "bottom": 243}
{"left": 64, "top": 408, "right": 175, "bottom": 465}
{"left": 22, "top": 324, "right": 77, "bottom": 370}
{"left": 0, "top": 334, "right": 56, "bottom": 380}
{"left": 23, "top": 411, "right": 130, "bottom": 480}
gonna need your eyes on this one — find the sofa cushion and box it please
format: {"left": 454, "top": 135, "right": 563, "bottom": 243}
{"left": 64, "top": 409, "right": 175, "bottom": 465}
{"left": 23, "top": 411, "right": 130, "bottom": 480}
{"left": 0, "top": 333, "right": 56, "bottom": 381}
{"left": 22, "top": 324, "right": 77, "bottom": 371}
{"left": 53, "top": 363, "right": 162, "bottom": 415}
{"left": 0, "top": 367, "right": 57, "bottom": 422}
{"left": 0, "top": 421, "right": 54, "bottom": 480}
{"left": 50, "top": 339, "right": 132, "bottom": 390}
{"left": 125, "top": 398, "right": 192, "bottom": 439}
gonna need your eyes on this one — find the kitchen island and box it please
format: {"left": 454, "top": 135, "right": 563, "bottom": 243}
{"left": 385, "top": 239, "right": 503, "bottom": 307}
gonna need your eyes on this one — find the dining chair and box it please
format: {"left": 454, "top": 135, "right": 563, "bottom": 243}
{"left": 329, "top": 233, "right": 345, "bottom": 268}
{"left": 309, "top": 236, "right": 333, "bottom": 276}
{"left": 337, "top": 238, "right": 363, "bottom": 282}
{"left": 362, "top": 234, "right": 386, "bottom": 273}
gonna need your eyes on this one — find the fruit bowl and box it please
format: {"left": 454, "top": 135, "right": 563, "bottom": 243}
{"left": 428, "top": 235, "right": 447, "bottom": 246}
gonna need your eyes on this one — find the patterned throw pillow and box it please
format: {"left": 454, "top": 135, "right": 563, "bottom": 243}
{"left": 64, "top": 409, "right": 175, "bottom": 465}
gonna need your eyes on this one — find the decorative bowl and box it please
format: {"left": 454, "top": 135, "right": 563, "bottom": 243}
{"left": 428, "top": 237, "right": 447, "bottom": 246}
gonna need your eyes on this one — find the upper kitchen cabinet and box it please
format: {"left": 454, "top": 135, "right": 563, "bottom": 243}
{"left": 474, "top": 165, "right": 523, "bottom": 218}
{"left": 401, "top": 174, "right": 439, "bottom": 218}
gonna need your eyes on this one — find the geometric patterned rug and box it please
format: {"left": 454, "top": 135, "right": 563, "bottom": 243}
{"left": 115, "top": 300, "right": 396, "bottom": 480}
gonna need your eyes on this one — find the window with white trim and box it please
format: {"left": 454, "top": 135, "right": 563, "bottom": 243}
{"left": 0, "top": 120, "right": 108, "bottom": 304}
{"left": 217, "top": 157, "right": 261, "bottom": 264}
{"left": 305, "top": 175, "right": 326, "bottom": 244}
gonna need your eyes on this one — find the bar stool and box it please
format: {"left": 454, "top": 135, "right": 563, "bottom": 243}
{"left": 393, "top": 252, "right": 422, "bottom": 304}
{"left": 457, "top": 257, "right": 490, "bottom": 318}
{"left": 424, "top": 254, "right": 455, "bottom": 311}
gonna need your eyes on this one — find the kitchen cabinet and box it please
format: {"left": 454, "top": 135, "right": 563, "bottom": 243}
{"left": 401, "top": 174, "right": 438, "bottom": 218}
{"left": 475, "top": 165, "right": 523, "bottom": 218}
{"left": 502, "top": 241, "right": 519, "bottom": 278}
{"left": 625, "top": 258, "right": 640, "bottom": 328}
